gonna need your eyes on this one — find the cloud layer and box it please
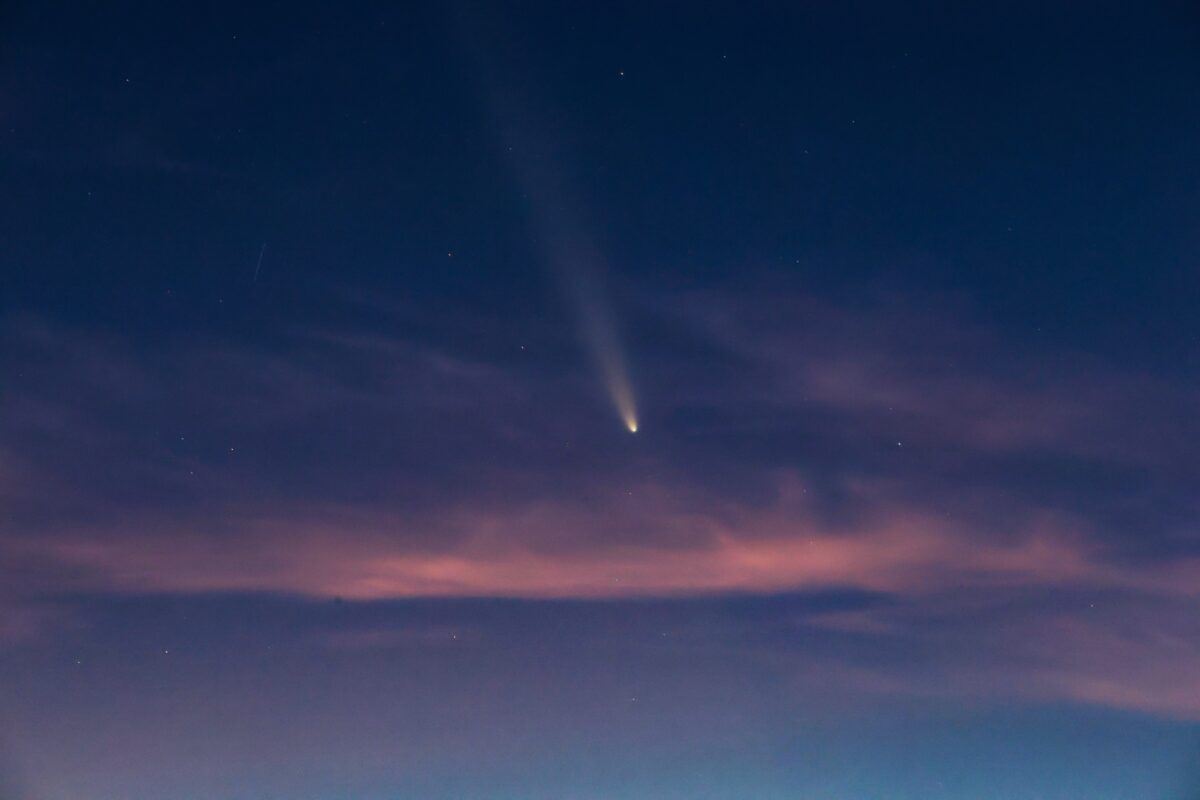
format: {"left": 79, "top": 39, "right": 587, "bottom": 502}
{"left": 3, "top": 284, "right": 1199, "bottom": 718}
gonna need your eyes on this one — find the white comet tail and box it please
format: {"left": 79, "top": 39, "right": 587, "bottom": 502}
{"left": 464, "top": 25, "right": 640, "bottom": 435}
{"left": 573, "top": 277, "right": 638, "bottom": 435}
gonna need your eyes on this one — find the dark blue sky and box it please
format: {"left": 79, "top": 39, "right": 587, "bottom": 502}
{"left": 8, "top": 1, "right": 1200, "bottom": 349}
{"left": 3, "top": 2, "right": 1200, "bottom": 798}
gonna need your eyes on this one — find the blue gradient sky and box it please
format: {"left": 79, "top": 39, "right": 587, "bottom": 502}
{"left": 3, "top": 1, "right": 1200, "bottom": 797}
{"left": 4, "top": 595, "right": 1199, "bottom": 800}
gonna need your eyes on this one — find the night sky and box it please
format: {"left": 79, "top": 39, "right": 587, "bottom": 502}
{"left": 4, "top": 2, "right": 1200, "bottom": 798}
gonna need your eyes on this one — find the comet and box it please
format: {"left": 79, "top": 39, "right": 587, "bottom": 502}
{"left": 557, "top": 245, "right": 639, "bottom": 435}
{"left": 456, "top": 11, "right": 640, "bottom": 434}
{"left": 493, "top": 122, "right": 638, "bottom": 436}
{"left": 550, "top": 227, "right": 638, "bottom": 435}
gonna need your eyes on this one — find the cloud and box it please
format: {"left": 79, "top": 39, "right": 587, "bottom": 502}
{"left": 4, "top": 291, "right": 1199, "bottom": 602}
{"left": 7, "top": 473, "right": 1197, "bottom": 605}
{"left": 4, "top": 285, "right": 1200, "bottom": 719}
{"left": 797, "top": 588, "right": 1200, "bottom": 720}
{"left": 671, "top": 285, "right": 1196, "bottom": 465}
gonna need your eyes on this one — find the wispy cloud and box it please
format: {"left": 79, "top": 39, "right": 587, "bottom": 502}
{"left": 4, "top": 285, "right": 1200, "bottom": 718}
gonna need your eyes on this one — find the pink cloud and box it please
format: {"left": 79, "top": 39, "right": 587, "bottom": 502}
{"left": 679, "top": 288, "right": 1197, "bottom": 465}
{"left": 17, "top": 476, "right": 1180, "bottom": 602}
{"left": 5, "top": 302, "right": 1200, "bottom": 723}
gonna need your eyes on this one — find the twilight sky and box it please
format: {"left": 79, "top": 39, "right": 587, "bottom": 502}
{"left": 4, "top": 1, "right": 1200, "bottom": 798}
